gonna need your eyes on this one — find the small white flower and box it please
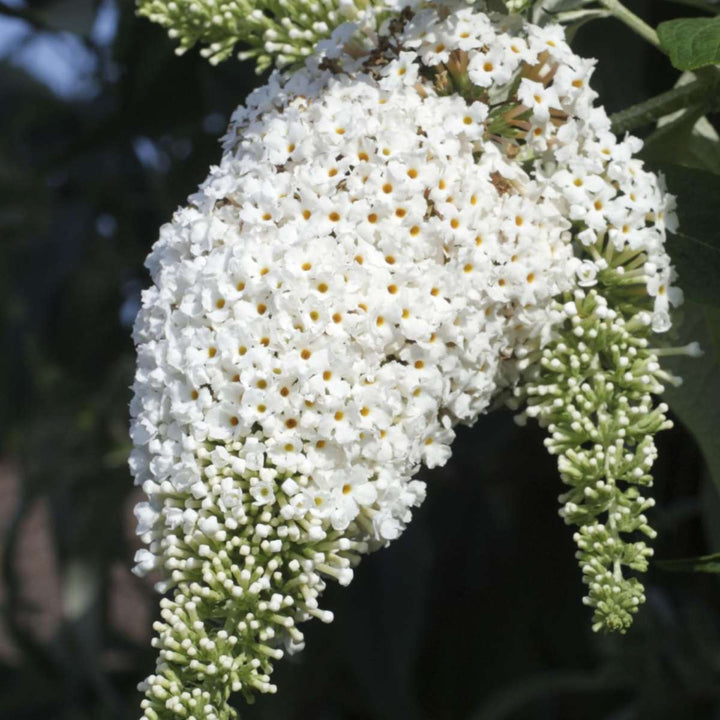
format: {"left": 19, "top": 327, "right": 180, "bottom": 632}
{"left": 518, "top": 78, "right": 561, "bottom": 123}
{"left": 132, "top": 548, "right": 157, "bottom": 576}
{"left": 250, "top": 480, "right": 276, "bottom": 506}
{"left": 134, "top": 502, "right": 158, "bottom": 536}
{"left": 576, "top": 260, "right": 599, "bottom": 287}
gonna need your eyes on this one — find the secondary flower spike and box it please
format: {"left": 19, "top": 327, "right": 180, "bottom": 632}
{"left": 136, "top": 0, "right": 389, "bottom": 70}
{"left": 130, "top": 3, "right": 681, "bottom": 718}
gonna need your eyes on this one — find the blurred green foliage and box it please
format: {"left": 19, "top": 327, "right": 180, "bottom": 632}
{"left": 0, "top": 1, "right": 719, "bottom": 719}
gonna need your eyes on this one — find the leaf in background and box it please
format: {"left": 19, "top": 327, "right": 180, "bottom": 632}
{"left": 642, "top": 105, "right": 720, "bottom": 173}
{"left": 651, "top": 165, "right": 720, "bottom": 305}
{"left": 657, "top": 552, "right": 720, "bottom": 572}
{"left": 661, "top": 165, "right": 720, "bottom": 236}
{"left": 659, "top": 168, "right": 720, "bottom": 486}
{"left": 657, "top": 16, "right": 720, "bottom": 70}
{"left": 667, "top": 231, "right": 720, "bottom": 306}
{"left": 664, "top": 302, "right": 720, "bottom": 491}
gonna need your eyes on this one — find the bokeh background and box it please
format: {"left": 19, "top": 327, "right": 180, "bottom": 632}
{"left": 1, "top": 1, "right": 719, "bottom": 718}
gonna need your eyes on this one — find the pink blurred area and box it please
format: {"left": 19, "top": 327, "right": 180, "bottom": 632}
{"left": 0, "top": 462, "right": 152, "bottom": 666}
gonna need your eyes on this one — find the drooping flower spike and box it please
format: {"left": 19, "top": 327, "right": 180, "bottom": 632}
{"left": 136, "top": 0, "right": 393, "bottom": 70}
{"left": 131, "top": 3, "right": 682, "bottom": 718}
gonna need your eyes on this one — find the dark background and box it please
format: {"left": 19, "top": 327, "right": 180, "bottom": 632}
{"left": 1, "top": 1, "right": 719, "bottom": 719}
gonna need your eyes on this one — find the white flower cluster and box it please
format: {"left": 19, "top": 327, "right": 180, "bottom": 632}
{"left": 132, "top": 4, "right": 678, "bottom": 557}
{"left": 133, "top": 20, "right": 570, "bottom": 554}
{"left": 130, "top": 3, "right": 679, "bottom": 716}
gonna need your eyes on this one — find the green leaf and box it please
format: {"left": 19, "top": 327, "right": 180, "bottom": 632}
{"left": 659, "top": 172, "right": 720, "bottom": 485}
{"left": 656, "top": 552, "right": 720, "bottom": 572}
{"left": 664, "top": 302, "right": 720, "bottom": 491}
{"left": 667, "top": 231, "right": 720, "bottom": 306}
{"left": 641, "top": 105, "right": 720, "bottom": 173}
{"left": 651, "top": 165, "right": 720, "bottom": 305}
{"left": 657, "top": 16, "right": 720, "bottom": 70}
{"left": 661, "top": 164, "right": 720, "bottom": 236}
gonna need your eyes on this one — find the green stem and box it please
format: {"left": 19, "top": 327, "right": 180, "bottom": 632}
{"left": 597, "top": 0, "right": 661, "bottom": 48}
{"left": 610, "top": 75, "right": 720, "bottom": 133}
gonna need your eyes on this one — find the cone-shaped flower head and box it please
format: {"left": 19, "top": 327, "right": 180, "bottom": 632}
{"left": 130, "top": 3, "right": 680, "bottom": 718}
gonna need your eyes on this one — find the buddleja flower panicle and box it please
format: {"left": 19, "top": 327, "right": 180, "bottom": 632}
{"left": 136, "top": 0, "right": 388, "bottom": 70}
{"left": 131, "top": 3, "right": 682, "bottom": 717}
{"left": 140, "top": 467, "right": 368, "bottom": 720}
{"left": 515, "top": 284, "right": 673, "bottom": 632}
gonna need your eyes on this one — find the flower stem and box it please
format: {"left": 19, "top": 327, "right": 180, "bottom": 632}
{"left": 597, "top": 0, "right": 660, "bottom": 49}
